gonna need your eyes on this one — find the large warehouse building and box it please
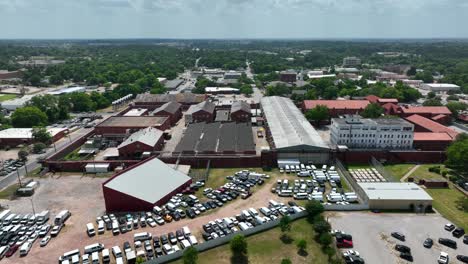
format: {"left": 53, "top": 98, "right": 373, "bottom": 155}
{"left": 102, "top": 157, "right": 192, "bottom": 212}
{"left": 94, "top": 116, "right": 170, "bottom": 138}
{"left": 174, "top": 122, "right": 255, "bottom": 155}
{"left": 359, "top": 182, "right": 433, "bottom": 211}
{"left": 261, "top": 96, "right": 330, "bottom": 164}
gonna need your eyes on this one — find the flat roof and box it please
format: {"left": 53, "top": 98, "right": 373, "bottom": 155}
{"left": 104, "top": 157, "right": 191, "bottom": 204}
{"left": 96, "top": 116, "right": 168, "bottom": 128}
{"left": 0, "top": 127, "right": 67, "bottom": 139}
{"left": 359, "top": 182, "right": 433, "bottom": 201}
{"left": 423, "top": 83, "right": 460, "bottom": 88}
{"left": 413, "top": 132, "right": 453, "bottom": 141}
{"left": 401, "top": 106, "right": 451, "bottom": 115}
{"left": 174, "top": 122, "right": 255, "bottom": 153}
{"left": 123, "top": 108, "right": 147, "bottom": 116}
{"left": 48, "top": 86, "right": 86, "bottom": 95}
{"left": 303, "top": 100, "right": 369, "bottom": 110}
{"left": 135, "top": 93, "right": 206, "bottom": 104}
{"left": 261, "top": 96, "right": 329, "bottom": 151}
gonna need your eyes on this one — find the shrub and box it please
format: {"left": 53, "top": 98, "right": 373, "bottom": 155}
{"left": 313, "top": 220, "right": 331, "bottom": 234}
{"left": 230, "top": 234, "right": 248, "bottom": 255}
{"left": 281, "top": 258, "right": 292, "bottom": 264}
{"left": 322, "top": 246, "right": 336, "bottom": 258}
{"left": 32, "top": 143, "right": 47, "bottom": 154}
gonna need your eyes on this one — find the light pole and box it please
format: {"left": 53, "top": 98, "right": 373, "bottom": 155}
{"left": 29, "top": 198, "right": 36, "bottom": 215}
{"left": 16, "top": 168, "right": 23, "bottom": 187}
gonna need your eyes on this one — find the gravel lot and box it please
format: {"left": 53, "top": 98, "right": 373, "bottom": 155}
{"left": 0, "top": 172, "right": 285, "bottom": 263}
{"left": 328, "top": 212, "right": 468, "bottom": 264}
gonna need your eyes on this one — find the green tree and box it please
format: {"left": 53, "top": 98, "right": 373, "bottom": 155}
{"left": 90, "top": 91, "right": 111, "bottom": 109}
{"left": 446, "top": 101, "right": 468, "bottom": 118}
{"left": 230, "top": 234, "right": 248, "bottom": 255}
{"left": 18, "top": 149, "right": 29, "bottom": 161}
{"left": 32, "top": 127, "right": 52, "bottom": 145}
{"left": 305, "top": 200, "right": 325, "bottom": 218}
{"left": 49, "top": 74, "right": 64, "bottom": 85}
{"left": 281, "top": 258, "right": 292, "bottom": 264}
{"left": 240, "top": 84, "right": 253, "bottom": 95}
{"left": 266, "top": 83, "right": 290, "bottom": 96}
{"left": 361, "top": 103, "right": 384, "bottom": 118}
{"left": 304, "top": 89, "right": 317, "bottom": 100}
{"left": 445, "top": 134, "right": 468, "bottom": 177}
{"left": 136, "top": 256, "right": 145, "bottom": 264}
{"left": 183, "top": 246, "right": 198, "bottom": 264}
{"left": 407, "top": 66, "right": 417, "bottom": 76}
{"left": 423, "top": 98, "right": 443, "bottom": 106}
{"left": 29, "top": 74, "right": 42, "bottom": 86}
{"left": 305, "top": 105, "right": 329, "bottom": 126}
{"left": 32, "top": 142, "right": 47, "bottom": 154}
{"left": 279, "top": 215, "right": 292, "bottom": 242}
{"left": 11, "top": 106, "right": 48, "bottom": 128}
{"left": 313, "top": 220, "right": 331, "bottom": 234}
{"left": 414, "top": 71, "right": 434, "bottom": 83}
{"left": 296, "top": 239, "right": 307, "bottom": 254}
{"left": 427, "top": 91, "right": 436, "bottom": 99}
{"left": 317, "top": 232, "right": 333, "bottom": 246}
{"left": 69, "top": 92, "right": 96, "bottom": 112}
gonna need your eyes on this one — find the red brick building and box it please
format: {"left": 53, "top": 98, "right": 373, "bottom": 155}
{"left": 405, "top": 114, "right": 458, "bottom": 138}
{"left": 279, "top": 70, "right": 297, "bottom": 83}
{"left": 94, "top": 116, "right": 170, "bottom": 138}
{"left": 413, "top": 132, "right": 453, "bottom": 151}
{"left": 302, "top": 100, "right": 369, "bottom": 117}
{"left": 230, "top": 101, "right": 251, "bottom": 123}
{"left": 400, "top": 106, "right": 451, "bottom": 119}
{"left": 151, "top": 101, "right": 182, "bottom": 126}
{"left": 365, "top": 95, "right": 399, "bottom": 105}
{"left": 185, "top": 101, "right": 215, "bottom": 124}
{"left": 133, "top": 93, "right": 207, "bottom": 111}
{"left": 117, "top": 127, "right": 164, "bottom": 159}
{"left": 0, "top": 127, "right": 68, "bottom": 147}
{"left": 102, "top": 157, "right": 192, "bottom": 212}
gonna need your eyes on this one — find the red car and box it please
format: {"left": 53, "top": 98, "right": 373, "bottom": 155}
{"left": 336, "top": 239, "right": 353, "bottom": 248}
{"left": 182, "top": 188, "right": 195, "bottom": 194}
{"left": 5, "top": 244, "right": 19, "bottom": 257}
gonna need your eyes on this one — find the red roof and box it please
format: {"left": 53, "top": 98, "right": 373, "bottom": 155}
{"left": 378, "top": 98, "right": 399, "bottom": 103}
{"left": 405, "top": 114, "right": 458, "bottom": 138}
{"left": 431, "top": 114, "right": 447, "bottom": 120}
{"left": 303, "top": 100, "right": 369, "bottom": 110}
{"left": 382, "top": 103, "right": 401, "bottom": 113}
{"left": 413, "top": 132, "right": 453, "bottom": 141}
{"left": 401, "top": 106, "right": 451, "bottom": 115}
{"left": 458, "top": 114, "right": 468, "bottom": 122}
{"left": 365, "top": 95, "right": 380, "bottom": 103}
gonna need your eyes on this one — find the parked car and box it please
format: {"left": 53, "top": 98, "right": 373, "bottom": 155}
{"left": 453, "top": 227, "right": 465, "bottom": 238}
{"left": 464, "top": 235, "right": 468, "bottom": 245}
{"left": 444, "top": 223, "right": 455, "bottom": 231}
{"left": 456, "top": 255, "right": 468, "bottom": 264}
{"left": 423, "top": 238, "right": 433, "bottom": 248}
{"left": 391, "top": 232, "right": 405, "bottom": 241}
{"left": 395, "top": 244, "right": 411, "bottom": 253}
{"left": 438, "top": 238, "right": 457, "bottom": 249}
{"left": 39, "top": 236, "right": 51, "bottom": 247}
{"left": 438, "top": 252, "right": 449, "bottom": 264}
{"left": 50, "top": 224, "right": 63, "bottom": 237}
{"left": 399, "top": 252, "right": 413, "bottom": 262}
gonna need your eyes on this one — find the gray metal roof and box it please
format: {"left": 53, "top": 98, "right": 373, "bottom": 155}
{"left": 135, "top": 93, "right": 206, "bottom": 104}
{"left": 152, "top": 101, "right": 181, "bottom": 115}
{"left": 359, "top": 182, "right": 433, "bottom": 201}
{"left": 164, "top": 79, "right": 184, "bottom": 89}
{"left": 261, "top": 96, "right": 329, "bottom": 151}
{"left": 186, "top": 101, "right": 215, "bottom": 115}
{"left": 215, "top": 110, "right": 230, "bottom": 122}
{"left": 117, "top": 127, "right": 163, "bottom": 149}
{"left": 231, "top": 101, "right": 251, "bottom": 113}
{"left": 104, "top": 158, "right": 191, "bottom": 203}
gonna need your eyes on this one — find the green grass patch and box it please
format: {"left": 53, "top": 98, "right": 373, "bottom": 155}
{"left": 410, "top": 164, "right": 445, "bottom": 182}
{"left": 0, "top": 94, "right": 17, "bottom": 102}
{"left": 384, "top": 164, "right": 416, "bottom": 180}
{"left": 62, "top": 148, "right": 91, "bottom": 161}
{"left": 171, "top": 218, "right": 329, "bottom": 264}
{"left": 0, "top": 183, "right": 19, "bottom": 200}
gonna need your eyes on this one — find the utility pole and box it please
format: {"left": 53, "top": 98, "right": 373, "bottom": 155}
{"left": 16, "top": 169, "right": 23, "bottom": 187}
{"left": 29, "top": 198, "right": 35, "bottom": 215}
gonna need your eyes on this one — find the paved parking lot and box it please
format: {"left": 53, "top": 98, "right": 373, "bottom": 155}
{"left": 328, "top": 212, "right": 468, "bottom": 264}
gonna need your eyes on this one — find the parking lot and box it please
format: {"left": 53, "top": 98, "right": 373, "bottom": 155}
{"left": 329, "top": 212, "right": 468, "bottom": 264}
{"left": 0, "top": 170, "right": 287, "bottom": 263}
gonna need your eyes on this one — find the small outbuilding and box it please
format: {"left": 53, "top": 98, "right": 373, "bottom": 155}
{"left": 230, "top": 101, "right": 251, "bottom": 123}
{"left": 185, "top": 101, "right": 215, "bottom": 124}
{"left": 151, "top": 101, "right": 182, "bottom": 126}
{"left": 117, "top": 127, "right": 164, "bottom": 159}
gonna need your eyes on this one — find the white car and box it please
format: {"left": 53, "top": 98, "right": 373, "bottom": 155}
{"left": 40, "top": 235, "right": 51, "bottom": 247}
{"left": 438, "top": 252, "right": 449, "bottom": 264}
{"left": 147, "top": 218, "right": 157, "bottom": 227}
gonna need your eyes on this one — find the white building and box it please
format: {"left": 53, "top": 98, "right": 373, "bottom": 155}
{"left": 224, "top": 71, "right": 242, "bottom": 80}
{"left": 0, "top": 95, "right": 35, "bottom": 111}
{"left": 330, "top": 115, "right": 414, "bottom": 149}
{"left": 420, "top": 83, "right": 460, "bottom": 92}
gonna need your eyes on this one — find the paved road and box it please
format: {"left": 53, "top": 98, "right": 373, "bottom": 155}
{"left": 0, "top": 127, "right": 92, "bottom": 190}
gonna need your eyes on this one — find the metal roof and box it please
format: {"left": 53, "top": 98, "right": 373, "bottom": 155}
{"left": 186, "top": 101, "right": 215, "bottom": 115}
{"left": 117, "top": 127, "right": 163, "bottom": 149}
{"left": 231, "top": 101, "right": 251, "bottom": 113}
{"left": 96, "top": 116, "right": 168, "bottom": 128}
{"left": 135, "top": 93, "right": 206, "bottom": 104}
{"left": 261, "top": 96, "right": 329, "bottom": 151}
{"left": 152, "top": 101, "right": 181, "bottom": 115}
{"left": 359, "top": 182, "right": 433, "bottom": 201}
{"left": 104, "top": 158, "right": 191, "bottom": 204}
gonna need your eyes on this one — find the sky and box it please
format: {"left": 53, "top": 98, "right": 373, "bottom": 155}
{"left": 1, "top": 0, "right": 468, "bottom": 39}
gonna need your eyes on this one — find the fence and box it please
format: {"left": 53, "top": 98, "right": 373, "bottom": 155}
{"left": 324, "top": 204, "right": 369, "bottom": 211}
{"left": 144, "top": 211, "right": 308, "bottom": 264}
{"left": 370, "top": 156, "right": 397, "bottom": 182}
{"left": 335, "top": 159, "right": 369, "bottom": 204}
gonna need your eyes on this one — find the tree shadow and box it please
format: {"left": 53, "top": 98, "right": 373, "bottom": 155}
{"left": 297, "top": 249, "right": 309, "bottom": 257}
{"left": 280, "top": 234, "right": 294, "bottom": 244}
{"left": 231, "top": 253, "right": 249, "bottom": 264}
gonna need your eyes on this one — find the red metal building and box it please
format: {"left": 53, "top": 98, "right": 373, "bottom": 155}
{"left": 151, "top": 101, "right": 182, "bottom": 126}
{"left": 302, "top": 100, "right": 370, "bottom": 117}
{"left": 94, "top": 116, "right": 170, "bottom": 138}
{"left": 117, "top": 127, "right": 165, "bottom": 159}
{"left": 230, "top": 101, "right": 251, "bottom": 123}
{"left": 185, "top": 101, "right": 215, "bottom": 124}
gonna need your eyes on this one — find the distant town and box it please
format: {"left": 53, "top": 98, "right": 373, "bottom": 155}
{"left": 0, "top": 39, "right": 467, "bottom": 264}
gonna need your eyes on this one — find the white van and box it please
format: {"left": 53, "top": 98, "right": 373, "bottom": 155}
{"left": 223, "top": 218, "right": 234, "bottom": 228}
{"left": 97, "top": 221, "right": 105, "bottom": 234}
{"left": 19, "top": 242, "right": 32, "bottom": 256}
{"left": 54, "top": 210, "right": 71, "bottom": 225}
{"left": 180, "top": 239, "right": 191, "bottom": 249}
{"left": 153, "top": 206, "right": 163, "bottom": 215}
{"left": 166, "top": 203, "right": 176, "bottom": 211}
{"left": 0, "top": 210, "right": 11, "bottom": 222}
{"left": 285, "top": 165, "right": 290, "bottom": 173}
{"left": 134, "top": 232, "right": 152, "bottom": 242}
{"left": 84, "top": 243, "right": 104, "bottom": 254}
{"left": 86, "top": 223, "right": 96, "bottom": 237}
{"left": 297, "top": 171, "right": 310, "bottom": 177}
{"left": 182, "top": 226, "right": 191, "bottom": 237}
{"left": 102, "top": 249, "right": 110, "bottom": 263}
{"left": 279, "top": 190, "right": 293, "bottom": 197}
{"left": 269, "top": 200, "right": 280, "bottom": 208}
{"left": 71, "top": 254, "right": 80, "bottom": 264}
{"left": 238, "top": 222, "right": 250, "bottom": 231}
{"left": 309, "top": 195, "right": 324, "bottom": 202}
{"left": 248, "top": 208, "right": 258, "bottom": 217}
{"left": 259, "top": 207, "right": 271, "bottom": 216}
{"left": 3, "top": 214, "right": 16, "bottom": 225}
{"left": 293, "top": 193, "right": 308, "bottom": 200}
{"left": 0, "top": 245, "right": 8, "bottom": 259}
{"left": 91, "top": 252, "right": 99, "bottom": 264}
{"left": 59, "top": 249, "right": 80, "bottom": 262}
{"left": 254, "top": 216, "right": 265, "bottom": 225}
{"left": 188, "top": 235, "right": 198, "bottom": 245}
{"left": 242, "top": 210, "right": 251, "bottom": 219}
{"left": 112, "top": 246, "right": 122, "bottom": 258}
{"left": 112, "top": 221, "right": 119, "bottom": 235}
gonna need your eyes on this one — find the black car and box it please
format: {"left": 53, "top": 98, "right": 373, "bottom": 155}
{"left": 173, "top": 212, "right": 181, "bottom": 221}
{"left": 423, "top": 238, "right": 433, "bottom": 248}
{"left": 186, "top": 209, "right": 196, "bottom": 219}
{"left": 160, "top": 235, "right": 169, "bottom": 245}
{"left": 152, "top": 236, "right": 160, "bottom": 247}
{"left": 123, "top": 241, "right": 131, "bottom": 252}
{"left": 457, "top": 255, "right": 468, "bottom": 264}
{"left": 168, "top": 232, "right": 177, "bottom": 244}
{"left": 395, "top": 244, "right": 411, "bottom": 253}
{"left": 400, "top": 252, "right": 413, "bottom": 262}
{"left": 155, "top": 246, "right": 163, "bottom": 256}
{"left": 288, "top": 201, "right": 297, "bottom": 207}
{"left": 391, "top": 232, "right": 406, "bottom": 241}
{"left": 453, "top": 227, "right": 465, "bottom": 238}
{"left": 464, "top": 235, "right": 468, "bottom": 245}
{"left": 202, "top": 232, "right": 211, "bottom": 241}
{"left": 439, "top": 238, "right": 457, "bottom": 249}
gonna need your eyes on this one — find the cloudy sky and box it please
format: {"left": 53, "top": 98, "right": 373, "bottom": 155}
{"left": 1, "top": 0, "right": 468, "bottom": 39}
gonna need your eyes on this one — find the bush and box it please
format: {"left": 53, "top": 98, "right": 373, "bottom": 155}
{"left": 230, "top": 234, "right": 248, "bottom": 255}
{"left": 305, "top": 200, "right": 324, "bottom": 220}
{"left": 429, "top": 166, "right": 441, "bottom": 174}
{"left": 262, "top": 166, "right": 272, "bottom": 172}
{"left": 18, "top": 150, "right": 29, "bottom": 161}
{"left": 449, "top": 175, "right": 459, "bottom": 182}
{"left": 281, "top": 258, "right": 292, "bottom": 264}
{"left": 313, "top": 220, "right": 331, "bottom": 234}
{"left": 322, "top": 246, "right": 336, "bottom": 258}
{"left": 317, "top": 232, "right": 333, "bottom": 246}
{"left": 32, "top": 143, "right": 47, "bottom": 154}
{"left": 441, "top": 171, "right": 448, "bottom": 177}
{"left": 183, "top": 246, "right": 198, "bottom": 264}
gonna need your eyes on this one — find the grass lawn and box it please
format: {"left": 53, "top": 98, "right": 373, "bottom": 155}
{"left": 171, "top": 218, "right": 330, "bottom": 264}
{"left": 410, "top": 164, "right": 445, "bottom": 182}
{"left": 0, "top": 183, "right": 19, "bottom": 200}
{"left": 0, "top": 94, "right": 17, "bottom": 102}
{"left": 383, "top": 164, "right": 416, "bottom": 180}
{"left": 62, "top": 148, "right": 91, "bottom": 161}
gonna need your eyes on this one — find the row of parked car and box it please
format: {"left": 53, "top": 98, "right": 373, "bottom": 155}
{"left": 0, "top": 209, "right": 70, "bottom": 260}
{"left": 61, "top": 227, "right": 199, "bottom": 264}
{"left": 0, "top": 158, "right": 25, "bottom": 176}
{"left": 201, "top": 200, "right": 304, "bottom": 242}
